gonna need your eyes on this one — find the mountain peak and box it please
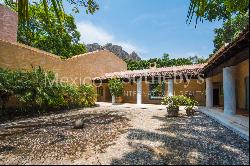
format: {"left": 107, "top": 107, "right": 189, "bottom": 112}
{"left": 86, "top": 43, "right": 141, "bottom": 61}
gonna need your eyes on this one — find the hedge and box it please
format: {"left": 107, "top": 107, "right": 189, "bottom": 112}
{"left": 0, "top": 67, "right": 97, "bottom": 114}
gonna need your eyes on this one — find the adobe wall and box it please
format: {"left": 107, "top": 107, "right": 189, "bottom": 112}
{"left": 0, "top": 4, "right": 18, "bottom": 43}
{"left": 0, "top": 39, "right": 127, "bottom": 85}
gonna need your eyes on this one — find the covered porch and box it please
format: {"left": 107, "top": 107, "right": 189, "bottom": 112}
{"left": 203, "top": 27, "right": 249, "bottom": 116}
{"left": 200, "top": 26, "right": 249, "bottom": 140}
{"left": 93, "top": 64, "right": 206, "bottom": 105}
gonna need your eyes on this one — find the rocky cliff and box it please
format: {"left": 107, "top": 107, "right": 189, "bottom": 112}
{"left": 86, "top": 43, "right": 141, "bottom": 61}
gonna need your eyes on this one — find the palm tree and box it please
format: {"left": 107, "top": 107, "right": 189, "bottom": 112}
{"left": 2, "top": 0, "right": 99, "bottom": 23}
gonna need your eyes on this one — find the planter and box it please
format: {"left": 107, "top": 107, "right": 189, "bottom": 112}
{"left": 186, "top": 109, "right": 195, "bottom": 116}
{"left": 167, "top": 107, "right": 179, "bottom": 117}
{"left": 115, "top": 96, "right": 123, "bottom": 103}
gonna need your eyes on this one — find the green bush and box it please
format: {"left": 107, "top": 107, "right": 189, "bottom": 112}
{"left": 162, "top": 95, "right": 198, "bottom": 116}
{"left": 14, "top": 67, "right": 60, "bottom": 108}
{"left": 60, "top": 83, "right": 81, "bottom": 107}
{"left": 184, "top": 97, "right": 198, "bottom": 111}
{"left": 0, "top": 67, "right": 97, "bottom": 113}
{"left": 0, "top": 68, "right": 14, "bottom": 110}
{"left": 162, "top": 95, "right": 186, "bottom": 109}
{"left": 78, "top": 84, "right": 97, "bottom": 107}
{"left": 108, "top": 79, "right": 124, "bottom": 97}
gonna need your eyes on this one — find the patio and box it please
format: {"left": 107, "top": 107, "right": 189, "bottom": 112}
{"left": 97, "top": 102, "right": 249, "bottom": 140}
{"left": 0, "top": 103, "right": 249, "bottom": 165}
{"left": 198, "top": 107, "right": 249, "bottom": 141}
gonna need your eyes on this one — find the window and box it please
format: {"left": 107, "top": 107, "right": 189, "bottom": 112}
{"left": 149, "top": 81, "right": 165, "bottom": 100}
{"left": 97, "top": 87, "right": 104, "bottom": 97}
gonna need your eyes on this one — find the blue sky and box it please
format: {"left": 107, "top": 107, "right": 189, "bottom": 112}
{"left": 65, "top": 0, "right": 223, "bottom": 59}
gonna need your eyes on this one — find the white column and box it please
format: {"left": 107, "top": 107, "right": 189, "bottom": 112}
{"left": 206, "top": 77, "right": 213, "bottom": 108}
{"left": 168, "top": 79, "right": 174, "bottom": 96}
{"left": 137, "top": 77, "right": 142, "bottom": 105}
{"left": 112, "top": 96, "right": 115, "bottom": 105}
{"left": 223, "top": 66, "right": 236, "bottom": 115}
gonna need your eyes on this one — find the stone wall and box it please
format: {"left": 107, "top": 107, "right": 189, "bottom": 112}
{"left": 0, "top": 39, "right": 127, "bottom": 85}
{"left": 0, "top": 4, "right": 18, "bottom": 43}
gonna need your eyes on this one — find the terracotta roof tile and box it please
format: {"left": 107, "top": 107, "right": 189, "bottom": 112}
{"left": 93, "top": 63, "right": 206, "bottom": 80}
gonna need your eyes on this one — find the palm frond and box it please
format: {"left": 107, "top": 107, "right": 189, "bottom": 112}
{"left": 3, "top": 0, "right": 98, "bottom": 24}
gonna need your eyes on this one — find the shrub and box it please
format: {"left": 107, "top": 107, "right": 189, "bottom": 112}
{"left": 14, "top": 67, "right": 60, "bottom": 109}
{"left": 0, "top": 69, "right": 14, "bottom": 110}
{"left": 108, "top": 79, "right": 124, "bottom": 97}
{"left": 78, "top": 84, "right": 97, "bottom": 107}
{"left": 162, "top": 95, "right": 187, "bottom": 116}
{"left": 184, "top": 97, "right": 198, "bottom": 116}
{"left": 162, "top": 95, "right": 198, "bottom": 117}
{"left": 0, "top": 67, "right": 97, "bottom": 115}
{"left": 60, "top": 83, "right": 81, "bottom": 107}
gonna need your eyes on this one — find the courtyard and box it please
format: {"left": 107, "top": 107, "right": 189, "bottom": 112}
{"left": 0, "top": 104, "right": 249, "bottom": 165}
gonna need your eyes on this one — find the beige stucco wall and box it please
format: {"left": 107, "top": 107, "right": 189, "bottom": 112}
{"left": 98, "top": 79, "right": 206, "bottom": 105}
{"left": 235, "top": 59, "right": 249, "bottom": 109}
{"left": 0, "top": 39, "right": 127, "bottom": 85}
{"left": 174, "top": 79, "right": 206, "bottom": 106}
{"left": 0, "top": 5, "right": 18, "bottom": 43}
{"left": 123, "top": 82, "right": 137, "bottom": 103}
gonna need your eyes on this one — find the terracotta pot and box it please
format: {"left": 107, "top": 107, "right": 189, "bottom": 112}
{"left": 167, "top": 107, "right": 179, "bottom": 117}
{"left": 115, "top": 97, "right": 123, "bottom": 103}
{"left": 186, "top": 109, "right": 195, "bottom": 116}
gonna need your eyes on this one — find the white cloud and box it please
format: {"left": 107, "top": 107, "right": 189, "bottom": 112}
{"left": 76, "top": 21, "right": 142, "bottom": 54}
{"left": 77, "top": 21, "right": 113, "bottom": 45}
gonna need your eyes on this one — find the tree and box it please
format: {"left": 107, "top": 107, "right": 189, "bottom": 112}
{"left": 189, "top": 55, "right": 208, "bottom": 64}
{"left": 126, "top": 54, "right": 207, "bottom": 70}
{"left": 187, "top": 0, "right": 249, "bottom": 54}
{"left": 3, "top": 0, "right": 99, "bottom": 23}
{"left": 17, "top": 3, "right": 87, "bottom": 58}
{"left": 213, "top": 12, "right": 249, "bottom": 52}
{"left": 187, "top": 0, "right": 249, "bottom": 25}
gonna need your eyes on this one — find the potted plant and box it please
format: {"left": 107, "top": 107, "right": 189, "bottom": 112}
{"left": 162, "top": 95, "right": 186, "bottom": 117}
{"left": 108, "top": 79, "right": 124, "bottom": 104}
{"left": 184, "top": 97, "right": 198, "bottom": 116}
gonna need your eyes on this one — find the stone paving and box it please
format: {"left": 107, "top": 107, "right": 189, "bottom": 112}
{"left": 0, "top": 103, "right": 249, "bottom": 165}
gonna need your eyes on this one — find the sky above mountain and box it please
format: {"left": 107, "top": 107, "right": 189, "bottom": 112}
{"left": 65, "top": 0, "right": 223, "bottom": 59}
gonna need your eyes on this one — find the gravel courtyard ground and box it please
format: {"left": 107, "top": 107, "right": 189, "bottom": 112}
{"left": 0, "top": 104, "right": 249, "bottom": 165}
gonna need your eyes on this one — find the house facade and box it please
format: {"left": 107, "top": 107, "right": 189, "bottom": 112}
{"left": 93, "top": 64, "right": 207, "bottom": 105}
{"left": 93, "top": 27, "right": 249, "bottom": 116}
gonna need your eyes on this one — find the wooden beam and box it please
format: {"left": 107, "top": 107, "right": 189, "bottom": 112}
{"left": 206, "top": 47, "right": 249, "bottom": 77}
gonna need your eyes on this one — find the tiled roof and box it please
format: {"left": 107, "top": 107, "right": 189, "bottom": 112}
{"left": 93, "top": 63, "right": 206, "bottom": 80}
